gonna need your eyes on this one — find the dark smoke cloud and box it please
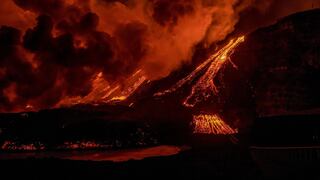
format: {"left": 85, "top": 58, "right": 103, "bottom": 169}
{"left": 0, "top": 26, "right": 42, "bottom": 111}
{"left": 0, "top": 2, "right": 148, "bottom": 111}
{"left": 104, "top": 22, "right": 147, "bottom": 82}
{"left": 0, "top": 0, "right": 319, "bottom": 112}
{"left": 151, "top": 0, "right": 195, "bottom": 27}
{"left": 13, "top": 0, "right": 65, "bottom": 16}
{"left": 13, "top": 0, "right": 91, "bottom": 20}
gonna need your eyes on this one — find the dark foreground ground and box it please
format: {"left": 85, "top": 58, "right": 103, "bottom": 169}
{"left": 2, "top": 142, "right": 320, "bottom": 180}
{"left": 0, "top": 145, "right": 263, "bottom": 180}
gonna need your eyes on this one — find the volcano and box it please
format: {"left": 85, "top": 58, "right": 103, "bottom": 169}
{"left": 128, "top": 8, "right": 320, "bottom": 132}
{"left": 1, "top": 9, "right": 320, "bottom": 152}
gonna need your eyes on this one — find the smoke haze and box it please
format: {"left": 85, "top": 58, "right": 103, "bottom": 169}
{"left": 0, "top": 0, "right": 319, "bottom": 112}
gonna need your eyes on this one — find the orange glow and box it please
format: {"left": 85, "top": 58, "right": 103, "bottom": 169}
{"left": 154, "top": 36, "right": 245, "bottom": 107}
{"left": 109, "top": 96, "right": 127, "bottom": 102}
{"left": 3, "top": 83, "right": 17, "bottom": 103}
{"left": 1, "top": 0, "right": 319, "bottom": 113}
{"left": 106, "top": 69, "right": 147, "bottom": 103}
{"left": 0, "top": 0, "right": 36, "bottom": 30}
{"left": 184, "top": 36, "right": 244, "bottom": 107}
{"left": 74, "top": 36, "right": 89, "bottom": 49}
{"left": 192, "top": 114, "right": 238, "bottom": 135}
{"left": 57, "top": 69, "right": 147, "bottom": 107}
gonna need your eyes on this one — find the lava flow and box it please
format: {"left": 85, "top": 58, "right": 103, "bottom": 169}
{"left": 61, "top": 35, "right": 244, "bottom": 108}
{"left": 192, "top": 114, "right": 238, "bottom": 135}
{"left": 57, "top": 69, "right": 147, "bottom": 107}
{"left": 155, "top": 36, "right": 245, "bottom": 107}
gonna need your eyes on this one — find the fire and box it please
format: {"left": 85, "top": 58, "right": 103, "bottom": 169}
{"left": 154, "top": 36, "right": 245, "bottom": 107}
{"left": 192, "top": 114, "right": 238, "bottom": 135}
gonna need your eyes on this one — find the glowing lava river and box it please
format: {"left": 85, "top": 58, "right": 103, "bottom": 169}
{"left": 155, "top": 36, "right": 245, "bottom": 108}
{"left": 58, "top": 36, "right": 245, "bottom": 109}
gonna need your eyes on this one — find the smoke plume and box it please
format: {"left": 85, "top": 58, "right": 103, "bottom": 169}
{"left": 0, "top": 0, "right": 318, "bottom": 112}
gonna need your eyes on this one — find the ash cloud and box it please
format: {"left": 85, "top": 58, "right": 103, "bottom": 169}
{"left": 0, "top": 0, "right": 318, "bottom": 112}
{"left": 151, "top": 0, "right": 195, "bottom": 26}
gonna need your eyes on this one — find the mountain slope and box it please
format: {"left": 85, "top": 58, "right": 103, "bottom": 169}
{"left": 133, "top": 8, "right": 320, "bottom": 129}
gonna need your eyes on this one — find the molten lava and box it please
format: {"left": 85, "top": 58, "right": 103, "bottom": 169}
{"left": 184, "top": 36, "right": 245, "bottom": 107}
{"left": 155, "top": 36, "right": 245, "bottom": 107}
{"left": 57, "top": 69, "right": 147, "bottom": 107}
{"left": 192, "top": 114, "right": 238, "bottom": 135}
